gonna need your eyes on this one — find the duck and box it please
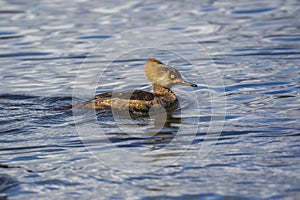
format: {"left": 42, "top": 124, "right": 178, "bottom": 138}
{"left": 74, "top": 58, "right": 197, "bottom": 117}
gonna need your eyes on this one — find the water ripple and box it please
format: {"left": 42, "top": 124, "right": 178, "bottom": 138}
{"left": 0, "top": 0, "right": 300, "bottom": 199}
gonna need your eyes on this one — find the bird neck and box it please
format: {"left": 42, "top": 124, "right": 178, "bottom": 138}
{"left": 152, "top": 83, "right": 177, "bottom": 100}
{"left": 152, "top": 83, "right": 178, "bottom": 110}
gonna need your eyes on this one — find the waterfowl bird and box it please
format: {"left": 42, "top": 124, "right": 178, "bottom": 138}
{"left": 75, "top": 58, "right": 197, "bottom": 117}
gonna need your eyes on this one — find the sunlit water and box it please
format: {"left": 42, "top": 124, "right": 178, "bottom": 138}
{"left": 1, "top": 0, "right": 300, "bottom": 199}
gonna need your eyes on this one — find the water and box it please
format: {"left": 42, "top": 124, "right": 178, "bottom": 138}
{"left": 1, "top": 0, "right": 300, "bottom": 199}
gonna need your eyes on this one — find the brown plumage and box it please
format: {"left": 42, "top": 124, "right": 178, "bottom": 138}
{"left": 74, "top": 58, "right": 197, "bottom": 117}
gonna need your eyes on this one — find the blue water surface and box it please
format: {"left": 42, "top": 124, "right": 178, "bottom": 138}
{"left": 0, "top": 0, "right": 300, "bottom": 199}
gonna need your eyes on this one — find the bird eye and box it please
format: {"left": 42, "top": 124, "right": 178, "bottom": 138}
{"left": 169, "top": 74, "right": 176, "bottom": 79}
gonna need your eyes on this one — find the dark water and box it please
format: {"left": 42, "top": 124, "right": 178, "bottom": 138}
{"left": 1, "top": 0, "right": 300, "bottom": 199}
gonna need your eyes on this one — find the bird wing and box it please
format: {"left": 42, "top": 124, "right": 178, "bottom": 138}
{"left": 94, "top": 90, "right": 154, "bottom": 101}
